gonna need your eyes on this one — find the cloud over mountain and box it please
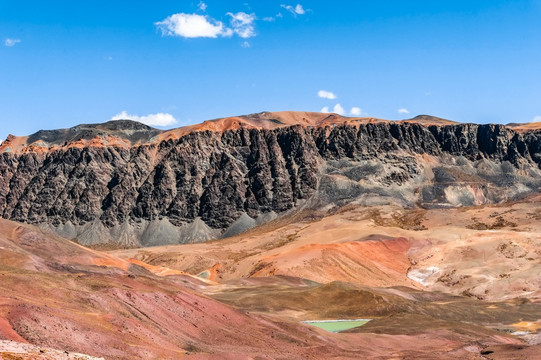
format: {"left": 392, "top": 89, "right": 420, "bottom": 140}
{"left": 111, "top": 111, "right": 178, "bottom": 127}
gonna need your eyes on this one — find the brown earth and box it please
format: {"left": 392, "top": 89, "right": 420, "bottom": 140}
{"left": 1, "top": 185, "right": 540, "bottom": 359}
{"left": 506, "top": 121, "right": 541, "bottom": 133}
{"left": 0, "top": 219, "right": 392, "bottom": 359}
{"left": 1, "top": 206, "right": 539, "bottom": 359}
{"left": 113, "top": 199, "right": 541, "bottom": 302}
{"left": 106, "top": 199, "right": 541, "bottom": 358}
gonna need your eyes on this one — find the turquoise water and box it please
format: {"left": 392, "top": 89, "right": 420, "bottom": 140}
{"left": 302, "top": 319, "right": 371, "bottom": 332}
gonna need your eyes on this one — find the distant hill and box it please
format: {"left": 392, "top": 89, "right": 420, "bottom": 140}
{"left": 400, "top": 114, "right": 458, "bottom": 126}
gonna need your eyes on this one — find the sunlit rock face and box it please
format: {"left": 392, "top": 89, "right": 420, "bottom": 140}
{"left": 1, "top": 113, "right": 541, "bottom": 247}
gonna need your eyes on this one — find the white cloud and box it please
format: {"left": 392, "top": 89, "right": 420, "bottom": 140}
{"left": 281, "top": 4, "right": 306, "bottom": 16}
{"left": 155, "top": 13, "right": 229, "bottom": 38}
{"left": 350, "top": 107, "right": 362, "bottom": 116}
{"left": 333, "top": 104, "right": 345, "bottom": 115}
{"left": 263, "top": 16, "right": 275, "bottom": 22}
{"left": 276, "top": 12, "right": 283, "bottom": 18}
{"left": 321, "top": 106, "right": 330, "bottom": 113}
{"left": 241, "top": 41, "right": 251, "bottom": 48}
{"left": 111, "top": 111, "right": 178, "bottom": 127}
{"left": 4, "top": 38, "right": 20, "bottom": 47}
{"left": 227, "top": 12, "right": 256, "bottom": 38}
{"left": 398, "top": 108, "right": 410, "bottom": 114}
{"left": 155, "top": 12, "right": 257, "bottom": 39}
{"left": 318, "top": 90, "right": 337, "bottom": 99}
{"left": 198, "top": 1, "right": 207, "bottom": 11}
{"left": 533, "top": 115, "right": 541, "bottom": 122}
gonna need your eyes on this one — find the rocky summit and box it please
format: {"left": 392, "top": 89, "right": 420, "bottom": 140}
{"left": 1, "top": 111, "right": 541, "bottom": 247}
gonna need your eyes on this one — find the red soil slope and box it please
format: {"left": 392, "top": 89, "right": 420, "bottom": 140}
{"left": 0, "top": 219, "right": 377, "bottom": 359}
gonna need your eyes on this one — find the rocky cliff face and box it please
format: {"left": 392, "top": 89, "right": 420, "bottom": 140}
{"left": 2, "top": 116, "right": 541, "bottom": 247}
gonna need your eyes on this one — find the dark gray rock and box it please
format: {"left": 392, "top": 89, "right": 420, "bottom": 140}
{"left": 2, "top": 122, "right": 541, "bottom": 246}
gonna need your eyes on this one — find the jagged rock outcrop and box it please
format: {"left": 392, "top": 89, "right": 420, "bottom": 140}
{"left": 2, "top": 115, "right": 541, "bottom": 247}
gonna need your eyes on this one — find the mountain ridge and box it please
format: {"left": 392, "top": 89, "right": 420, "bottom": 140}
{"left": 4, "top": 111, "right": 537, "bottom": 154}
{"left": 2, "top": 111, "right": 541, "bottom": 247}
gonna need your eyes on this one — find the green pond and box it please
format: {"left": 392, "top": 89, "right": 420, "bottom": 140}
{"left": 302, "top": 319, "right": 371, "bottom": 333}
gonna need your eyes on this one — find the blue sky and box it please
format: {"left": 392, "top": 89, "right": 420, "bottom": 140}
{"left": 1, "top": 0, "right": 541, "bottom": 139}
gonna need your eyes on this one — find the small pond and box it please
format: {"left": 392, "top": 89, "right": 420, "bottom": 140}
{"left": 302, "top": 319, "right": 371, "bottom": 333}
